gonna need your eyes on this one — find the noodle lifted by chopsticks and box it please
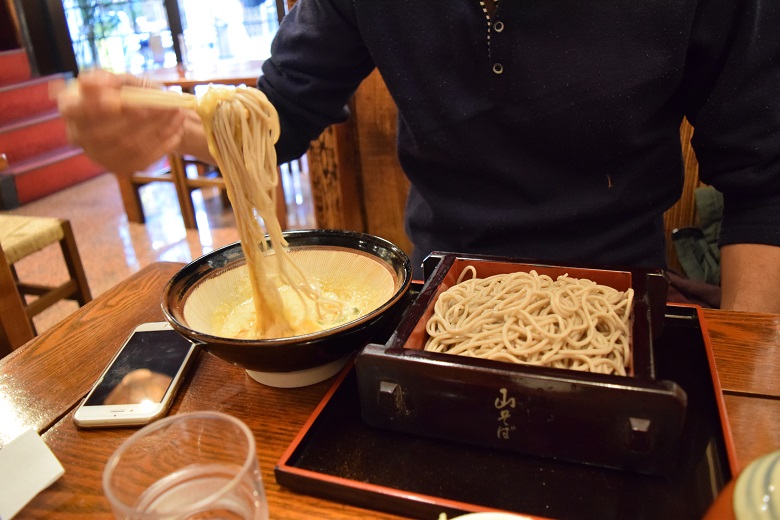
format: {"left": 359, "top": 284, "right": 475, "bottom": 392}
{"left": 196, "top": 86, "right": 341, "bottom": 338}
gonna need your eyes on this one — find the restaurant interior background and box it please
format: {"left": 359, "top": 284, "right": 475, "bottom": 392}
{"left": 63, "top": 0, "right": 285, "bottom": 74}
{"left": 3, "top": 3, "right": 779, "bottom": 517}
{"left": 5, "top": 0, "right": 412, "bottom": 253}
{"left": 10, "top": 0, "right": 286, "bottom": 76}
{"left": 1, "top": 0, "right": 709, "bottom": 345}
{"left": 0, "top": 0, "right": 303, "bottom": 340}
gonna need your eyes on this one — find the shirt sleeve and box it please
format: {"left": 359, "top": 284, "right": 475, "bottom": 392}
{"left": 257, "top": 0, "right": 375, "bottom": 163}
{"left": 683, "top": 0, "right": 780, "bottom": 248}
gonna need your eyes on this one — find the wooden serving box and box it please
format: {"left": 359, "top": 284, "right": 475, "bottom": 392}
{"left": 355, "top": 253, "right": 687, "bottom": 477}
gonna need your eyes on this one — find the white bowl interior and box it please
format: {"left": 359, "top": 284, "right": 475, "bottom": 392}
{"left": 182, "top": 247, "right": 397, "bottom": 339}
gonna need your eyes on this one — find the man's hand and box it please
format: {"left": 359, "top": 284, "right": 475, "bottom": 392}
{"left": 720, "top": 243, "right": 780, "bottom": 314}
{"left": 55, "top": 70, "right": 187, "bottom": 176}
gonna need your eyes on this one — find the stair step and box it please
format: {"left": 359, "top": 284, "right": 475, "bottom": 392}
{"left": 0, "top": 52, "right": 104, "bottom": 209}
{"left": 0, "top": 49, "right": 32, "bottom": 85}
{"left": 0, "top": 73, "right": 72, "bottom": 125}
{"left": 0, "top": 110, "right": 69, "bottom": 164}
{"left": 0, "top": 146, "right": 106, "bottom": 209}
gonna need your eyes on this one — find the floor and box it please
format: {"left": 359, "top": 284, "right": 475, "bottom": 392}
{"left": 5, "top": 161, "right": 315, "bottom": 335}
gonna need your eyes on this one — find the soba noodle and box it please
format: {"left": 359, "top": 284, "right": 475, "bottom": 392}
{"left": 195, "top": 86, "right": 341, "bottom": 338}
{"left": 424, "top": 267, "right": 634, "bottom": 376}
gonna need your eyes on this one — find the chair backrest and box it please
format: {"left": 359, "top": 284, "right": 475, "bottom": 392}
{"left": 665, "top": 119, "right": 704, "bottom": 272}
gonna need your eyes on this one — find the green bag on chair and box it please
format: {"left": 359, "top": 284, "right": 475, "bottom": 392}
{"left": 672, "top": 186, "right": 723, "bottom": 286}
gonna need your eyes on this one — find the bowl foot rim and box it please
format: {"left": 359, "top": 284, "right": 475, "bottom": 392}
{"left": 245, "top": 356, "right": 351, "bottom": 388}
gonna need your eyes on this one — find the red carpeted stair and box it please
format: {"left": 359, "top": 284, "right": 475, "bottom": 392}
{"left": 0, "top": 49, "right": 106, "bottom": 209}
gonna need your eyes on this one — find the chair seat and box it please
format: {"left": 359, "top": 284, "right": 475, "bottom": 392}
{"left": 0, "top": 214, "right": 65, "bottom": 264}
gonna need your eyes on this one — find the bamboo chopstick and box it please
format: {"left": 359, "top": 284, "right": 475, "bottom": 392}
{"left": 56, "top": 80, "right": 198, "bottom": 110}
{"left": 119, "top": 86, "right": 198, "bottom": 109}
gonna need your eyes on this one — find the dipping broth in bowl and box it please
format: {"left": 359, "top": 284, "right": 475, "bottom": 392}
{"left": 187, "top": 247, "right": 397, "bottom": 339}
{"left": 163, "top": 230, "right": 413, "bottom": 388}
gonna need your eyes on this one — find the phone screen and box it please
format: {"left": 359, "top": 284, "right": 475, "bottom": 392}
{"left": 84, "top": 330, "right": 194, "bottom": 407}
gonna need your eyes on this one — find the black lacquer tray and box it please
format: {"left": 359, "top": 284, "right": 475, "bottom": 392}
{"left": 275, "top": 304, "right": 734, "bottom": 520}
{"left": 356, "top": 254, "right": 683, "bottom": 477}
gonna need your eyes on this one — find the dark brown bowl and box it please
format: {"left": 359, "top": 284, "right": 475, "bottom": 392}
{"left": 162, "top": 230, "right": 413, "bottom": 387}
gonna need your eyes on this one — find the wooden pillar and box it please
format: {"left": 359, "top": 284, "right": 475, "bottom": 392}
{"left": 306, "top": 123, "right": 364, "bottom": 231}
{"left": 306, "top": 70, "right": 412, "bottom": 254}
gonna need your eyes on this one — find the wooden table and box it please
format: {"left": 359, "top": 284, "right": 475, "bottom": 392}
{"left": 140, "top": 59, "right": 264, "bottom": 92}
{"left": 2, "top": 262, "right": 779, "bottom": 519}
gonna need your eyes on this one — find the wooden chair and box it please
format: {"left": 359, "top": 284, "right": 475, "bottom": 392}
{"left": 117, "top": 152, "right": 289, "bottom": 231}
{"left": 168, "top": 154, "right": 229, "bottom": 229}
{"left": 0, "top": 214, "right": 92, "bottom": 356}
{"left": 114, "top": 158, "right": 176, "bottom": 225}
{"left": 664, "top": 119, "right": 704, "bottom": 273}
{"left": 116, "top": 155, "right": 226, "bottom": 229}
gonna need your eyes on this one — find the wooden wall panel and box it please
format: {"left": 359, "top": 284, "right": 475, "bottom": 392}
{"left": 307, "top": 70, "right": 411, "bottom": 254}
{"left": 307, "top": 123, "right": 364, "bottom": 232}
{"left": 350, "top": 70, "right": 411, "bottom": 253}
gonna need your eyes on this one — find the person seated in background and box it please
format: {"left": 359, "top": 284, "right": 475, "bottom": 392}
{"left": 58, "top": 0, "right": 780, "bottom": 314}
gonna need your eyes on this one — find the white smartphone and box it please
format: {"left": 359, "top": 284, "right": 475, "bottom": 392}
{"left": 73, "top": 322, "right": 198, "bottom": 428}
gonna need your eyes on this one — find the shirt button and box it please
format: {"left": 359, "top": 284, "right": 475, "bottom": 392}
{"left": 492, "top": 63, "right": 504, "bottom": 74}
{"left": 494, "top": 21, "right": 504, "bottom": 32}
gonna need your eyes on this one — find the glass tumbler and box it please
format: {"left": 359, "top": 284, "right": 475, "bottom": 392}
{"left": 103, "top": 411, "right": 269, "bottom": 519}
